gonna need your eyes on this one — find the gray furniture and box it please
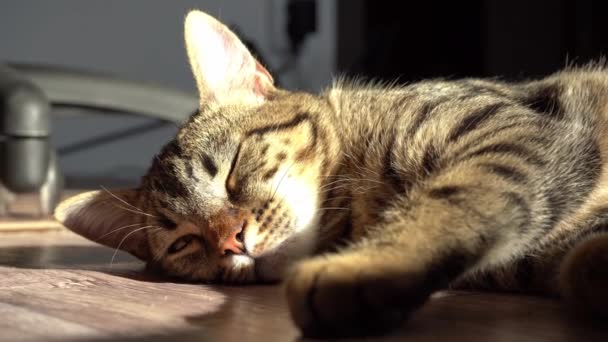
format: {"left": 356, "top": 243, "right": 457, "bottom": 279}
{"left": 0, "top": 63, "right": 197, "bottom": 216}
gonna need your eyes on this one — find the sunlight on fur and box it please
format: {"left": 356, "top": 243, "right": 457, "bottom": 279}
{"left": 55, "top": 9, "right": 608, "bottom": 338}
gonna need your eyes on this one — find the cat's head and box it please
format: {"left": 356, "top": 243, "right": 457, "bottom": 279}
{"left": 55, "top": 10, "right": 337, "bottom": 283}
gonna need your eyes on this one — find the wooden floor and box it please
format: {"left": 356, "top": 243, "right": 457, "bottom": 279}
{"left": 1, "top": 194, "right": 608, "bottom": 341}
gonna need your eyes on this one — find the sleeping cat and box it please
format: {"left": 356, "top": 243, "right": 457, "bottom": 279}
{"left": 55, "top": 10, "right": 608, "bottom": 337}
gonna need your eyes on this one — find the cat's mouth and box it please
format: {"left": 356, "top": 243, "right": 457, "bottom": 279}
{"left": 207, "top": 197, "right": 318, "bottom": 284}
{"left": 211, "top": 255, "right": 282, "bottom": 284}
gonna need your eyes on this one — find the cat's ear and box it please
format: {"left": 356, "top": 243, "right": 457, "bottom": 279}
{"left": 54, "top": 190, "right": 150, "bottom": 260}
{"left": 184, "top": 10, "right": 275, "bottom": 106}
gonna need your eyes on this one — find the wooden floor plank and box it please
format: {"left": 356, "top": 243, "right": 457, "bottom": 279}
{"left": 0, "top": 269, "right": 220, "bottom": 336}
{"left": 0, "top": 301, "right": 98, "bottom": 341}
{"left": 0, "top": 191, "right": 81, "bottom": 232}
{"left": 1, "top": 230, "right": 607, "bottom": 341}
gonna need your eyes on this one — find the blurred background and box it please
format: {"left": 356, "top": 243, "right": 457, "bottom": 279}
{"left": 1, "top": 0, "right": 607, "bottom": 189}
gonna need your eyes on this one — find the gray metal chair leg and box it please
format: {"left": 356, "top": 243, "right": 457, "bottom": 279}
{"left": 0, "top": 181, "right": 14, "bottom": 216}
{"left": 0, "top": 149, "right": 63, "bottom": 218}
{"left": 39, "top": 149, "right": 63, "bottom": 217}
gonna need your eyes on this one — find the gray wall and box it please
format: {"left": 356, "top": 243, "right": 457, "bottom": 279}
{"left": 0, "top": 0, "right": 335, "bottom": 186}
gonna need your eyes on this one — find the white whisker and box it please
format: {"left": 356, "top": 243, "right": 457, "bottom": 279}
{"left": 112, "top": 204, "right": 158, "bottom": 218}
{"left": 99, "top": 222, "right": 144, "bottom": 239}
{"left": 148, "top": 228, "right": 168, "bottom": 263}
{"left": 101, "top": 186, "right": 143, "bottom": 212}
{"left": 110, "top": 225, "right": 156, "bottom": 267}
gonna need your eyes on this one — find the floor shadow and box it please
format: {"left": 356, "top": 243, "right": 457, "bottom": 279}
{"left": 0, "top": 244, "right": 287, "bottom": 341}
{"left": 184, "top": 286, "right": 608, "bottom": 341}
{"left": 0, "top": 244, "right": 169, "bottom": 283}
{"left": 184, "top": 284, "right": 301, "bottom": 341}
{"left": 3, "top": 244, "right": 608, "bottom": 341}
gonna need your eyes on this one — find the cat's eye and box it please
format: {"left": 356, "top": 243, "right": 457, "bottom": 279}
{"left": 168, "top": 234, "right": 197, "bottom": 254}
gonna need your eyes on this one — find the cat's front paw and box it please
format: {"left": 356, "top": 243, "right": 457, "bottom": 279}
{"left": 284, "top": 254, "right": 430, "bottom": 337}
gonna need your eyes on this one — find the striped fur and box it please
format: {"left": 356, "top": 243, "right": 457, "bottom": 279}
{"left": 284, "top": 68, "right": 608, "bottom": 336}
{"left": 55, "top": 11, "right": 608, "bottom": 337}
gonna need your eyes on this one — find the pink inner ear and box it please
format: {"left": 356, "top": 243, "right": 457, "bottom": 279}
{"left": 185, "top": 10, "right": 275, "bottom": 104}
{"left": 256, "top": 61, "right": 274, "bottom": 84}
{"left": 217, "top": 34, "right": 274, "bottom": 100}
{"left": 254, "top": 61, "right": 275, "bottom": 97}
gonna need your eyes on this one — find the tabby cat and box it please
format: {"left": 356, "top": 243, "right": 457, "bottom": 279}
{"left": 55, "top": 10, "right": 608, "bottom": 337}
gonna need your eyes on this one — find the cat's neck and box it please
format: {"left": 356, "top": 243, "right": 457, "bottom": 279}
{"left": 310, "top": 84, "right": 414, "bottom": 247}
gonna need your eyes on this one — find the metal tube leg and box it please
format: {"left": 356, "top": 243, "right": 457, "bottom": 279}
{"left": 0, "top": 181, "right": 14, "bottom": 216}
{"left": 39, "top": 149, "right": 63, "bottom": 217}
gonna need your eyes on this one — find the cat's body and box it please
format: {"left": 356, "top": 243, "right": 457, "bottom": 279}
{"left": 56, "top": 11, "right": 608, "bottom": 337}
{"left": 320, "top": 73, "right": 608, "bottom": 295}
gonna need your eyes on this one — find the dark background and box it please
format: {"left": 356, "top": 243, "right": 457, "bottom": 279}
{"left": 335, "top": 0, "right": 608, "bottom": 82}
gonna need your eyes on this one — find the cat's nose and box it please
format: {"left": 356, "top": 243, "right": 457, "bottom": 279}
{"left": 221, "top": 220, "right": 246, "bottom": 255}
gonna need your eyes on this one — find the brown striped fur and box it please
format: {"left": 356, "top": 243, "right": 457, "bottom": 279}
{"left": 55, "top": 10, "right": 608, "bottom": 337}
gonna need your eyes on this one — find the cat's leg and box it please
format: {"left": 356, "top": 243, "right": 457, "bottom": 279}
{"left": 559, "top": 232, "right": 608, "bottom": 316}
{"left": 452, "top": 201, "right": 608, "bottom": 316}
{"left": 542, "top": 205, "right": 608, "bottom": 315}
{"left": 285, "top": 162, "right": 541, "bottom": 336}
{"left": 285, "top": 119, "right": 602, "bottom": 336}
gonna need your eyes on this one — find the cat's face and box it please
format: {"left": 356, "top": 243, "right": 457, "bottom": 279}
{"left": 55, "top": 10, "right": 333, "bottom": 283}
{"left": 139, "top": 94, "right": 328, "bottom": 282}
